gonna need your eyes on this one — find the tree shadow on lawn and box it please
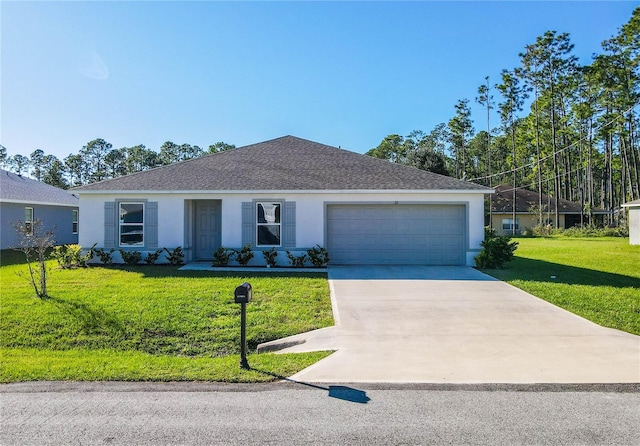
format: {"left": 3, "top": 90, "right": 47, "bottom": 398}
{"left": 0, "top": 249, "right": 54, "bottom": 267}
{"left": 486, "top": 257, "right": 640, "bottom": 288}
{"left": 47, "top": 295, "right": 126, "bottom": 337}
{"left": 0, "top": 250, "right": 26, "bottom": 267}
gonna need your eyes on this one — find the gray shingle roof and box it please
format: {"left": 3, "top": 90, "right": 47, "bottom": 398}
{"left": 491, "top": 184, "right": 606, "bottom": 213}
{"left": 73, "top": 136, "right": 489, "bottom": 192}
{"left": 0, "top": 169, "right": 79, "bottom": 206}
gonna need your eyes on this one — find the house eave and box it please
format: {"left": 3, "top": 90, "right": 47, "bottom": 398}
{"left": 74, "top": 188, "right": 495, "bottom": 196}
{"left": 491, "top": 210, "right": 611, "bottom": 215}
{"left": 0, "top": 198, "right": 79, "bottom": 207}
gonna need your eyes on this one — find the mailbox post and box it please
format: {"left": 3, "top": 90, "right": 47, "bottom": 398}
{"left": 234, "top": 282, "right": 252, "bottom": 369}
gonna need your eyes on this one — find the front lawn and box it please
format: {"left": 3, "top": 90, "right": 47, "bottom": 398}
{"left": 482, "top": 237, "right": 640, "bottom": 335}
{"left": 0, "top": 250, "right": 333, "bottom": 382}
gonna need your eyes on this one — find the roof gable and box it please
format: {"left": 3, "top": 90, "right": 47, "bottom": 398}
{"left": 73, "top": 136, "right": 488, "bottom": 192}
{"left": 0, "top": 169, "right": 79, "bottom": 206}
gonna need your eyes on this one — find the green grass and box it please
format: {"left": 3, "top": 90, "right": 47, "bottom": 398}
{"left": 482, "top": 237, "right": 640, "bottom": 335}
{"left": 0, "top": 348, "right": 330, "bottom": 382}
{"left": 0, "top": 250, "right": 333, "bottom": 382}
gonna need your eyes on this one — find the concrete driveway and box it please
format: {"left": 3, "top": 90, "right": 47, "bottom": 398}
{"left": 257, "top": 266, "right": 640, "bottom": 383}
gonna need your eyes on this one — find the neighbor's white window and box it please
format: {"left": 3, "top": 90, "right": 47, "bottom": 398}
{"left": 72, "top": 210, "right": 79, "bottom": 234}
{"left": 256, "top": 202, "right": 281, "bottom": 246}
{"left": 119, "top": 202, "right": 144, "bottom": 246}
{"left": 24, "top": 207, "right": 34, "bottom": 236}
{"left": 502, "top": 218, "right": 519, "bottom": 231}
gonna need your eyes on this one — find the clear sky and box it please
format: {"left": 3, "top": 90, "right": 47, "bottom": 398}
{"left": 1, "top": 1, "right": 638, "bottom": 159}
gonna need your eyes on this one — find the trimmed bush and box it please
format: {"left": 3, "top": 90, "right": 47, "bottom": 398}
{"left": 78, "top": 244, "right": 96, "bottom": 267}
{"left": 286, "top": 251, "right": 307, "bottom": 268}
{"left": 51, "top": 244, "right": 95, "bottom": 268}
{"left": 262, "top": 248, "right": 278, "bottom": 268}
{"left": 94, "top": 248, "right": 115, "bottom": 265}
{"left": 119, "top": 250, "right": 142, "bottom": 266}
{"left": 144, "top": 250, "right": 163, "bottom": 265}
{"left": 51, "top": 244, "right": 84, "bottom": 269}
{"left": 164, "top": 247, "right": 185, "bottom": 266}
{"left": 212, "top": 247, "right": 234, "bottom": 267}
{"left": 307, "top": 245, "right": 329, "bottom": 267}
{"left": 531, "top": 224, "right": 628, "bottom": 238}
{"left": 484, "top": 226, "right": 498, "bottom": 240}
{"left": 234, "top": 245, "right": 254, "bottom": 266}
{"left": 562, "top": 225, "right": 628, "bottom": 238}
{"left": 475, "top": 233, "right": 518, "bottom": 269}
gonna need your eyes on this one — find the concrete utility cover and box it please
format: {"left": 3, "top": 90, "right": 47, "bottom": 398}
{"left": 258, "top": 266, "right": 640, "bottom": 383}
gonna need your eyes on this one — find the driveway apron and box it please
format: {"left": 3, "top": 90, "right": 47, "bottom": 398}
{"left": 258, "top": 266, "right": 640, "bottom": 383}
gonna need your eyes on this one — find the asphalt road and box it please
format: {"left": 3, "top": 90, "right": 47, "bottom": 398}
{"left": 2, "top": 382, "right": 639, "bottom": 445}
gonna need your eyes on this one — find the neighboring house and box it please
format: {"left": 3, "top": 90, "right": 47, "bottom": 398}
{"left": 73, "top": 136, "right": 492, "bottom": 266}
{"left": 489, "top": 184, "right": 608, "bottom": 235}
{"left": 622, "top": 199, "right": 640, "bottom": 245}
{"left": 0, "top": 169, "right": 79, "bottom": 249}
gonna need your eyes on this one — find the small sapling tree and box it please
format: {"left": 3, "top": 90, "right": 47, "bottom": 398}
{"left": 11, "top": 219, "right": 55, "bottom": 298}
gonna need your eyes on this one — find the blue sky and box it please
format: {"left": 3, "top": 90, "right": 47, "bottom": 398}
{"left": 1, "top": 1, "right": 638, "bottom": 159}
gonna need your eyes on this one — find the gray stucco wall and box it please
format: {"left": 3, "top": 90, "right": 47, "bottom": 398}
{"left": 1, "top": 203, "right": 79, "bottom": 249}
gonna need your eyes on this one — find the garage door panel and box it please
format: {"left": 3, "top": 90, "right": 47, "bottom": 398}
{"left": 327, "top": 204, "right": 465, "bottom": 265}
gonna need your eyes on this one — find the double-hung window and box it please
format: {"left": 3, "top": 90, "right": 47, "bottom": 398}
{"left": 72, "top": 210, "right": 79, "bottom": 234}
{"left": 119, "top": 202, "right": 144, "bottom": 246}
{"left": 24, "top": 207, "right": 34, "bottom": 236}
{"left": 256, "top": 202, "right": 281, "bottom": 246}
{"left": 502, "top": 218, "right": 519, "bottom": 231}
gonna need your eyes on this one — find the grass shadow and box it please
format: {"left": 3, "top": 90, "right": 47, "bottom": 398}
{"left": 96, "top": 264, "right": 327, "bottom": 280}
{"left": 251, "top": 367, "right": 370, "bottom": 404}
{"left": 484, "top": 257, "right": 640, "bottom": 288}
{"left": 0, "top": 248, "right": 60, "bottom": 267}
{"left": 0, "top": 249, "right": 32, "bottom": 267}
{"left": 47, "top": 295, "right": 126, "bottom": 336}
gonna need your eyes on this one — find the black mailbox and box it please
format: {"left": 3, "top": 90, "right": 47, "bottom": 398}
{"left": 234, "top": 282, "right": 252, "bottom": 304}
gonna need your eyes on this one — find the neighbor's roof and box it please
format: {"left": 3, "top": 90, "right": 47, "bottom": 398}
{"left": 0, "top": 169, "right": 79, "bottom": 206}
{"left": 622, "top": 199, "right": 640, "bottom": 208}
{"left": 73, "top": 136, "right": 489, "bottom": 192}
{"left": 490, "top": 185, "right": 606, "bottom": 214}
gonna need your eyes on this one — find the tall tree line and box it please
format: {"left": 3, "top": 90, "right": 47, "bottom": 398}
{"left": 368, "top": 7, "right": 639, "bottom": 226}
{"left": 0, "top": 139, "right": 235, "bottom": 189}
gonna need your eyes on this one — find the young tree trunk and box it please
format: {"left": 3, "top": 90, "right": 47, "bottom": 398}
{"left": 607, "top": 132, "right": 615, "bottom": 225}
{"left": 550, "top": 112, "right": 560, "bottom": 227}
{"left": 511, "top": 117, "right": 517, "bottom": 236}
{"left": 619, "top": 122, "right": 632, "bottom": 204}
{"left": 587, "top": 116, "right": 594, "bottom": 216}
{"left": 39, "top": 251, "right": 47, "bottom": 298}
{"left": 628, "top": 111, "right": 640, "bottom": 199}
{"left": 534, "top": 94, "right": 542, "bottom": 225}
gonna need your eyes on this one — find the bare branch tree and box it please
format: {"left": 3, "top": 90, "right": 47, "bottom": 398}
{"left": 11, "top": 219, "right": 56, "bottom": 298}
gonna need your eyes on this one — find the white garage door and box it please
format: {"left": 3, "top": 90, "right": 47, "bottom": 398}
{"left": 327, "top": 204, "right": 466, "bottom": 265}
